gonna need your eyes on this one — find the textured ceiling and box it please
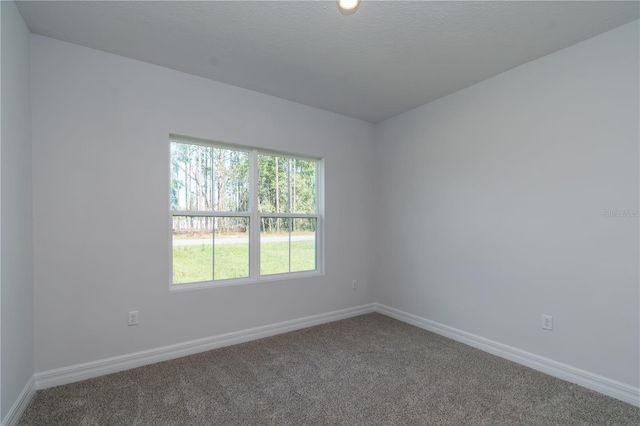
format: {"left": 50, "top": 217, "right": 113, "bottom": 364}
{"left": 16, "top": 1, "right": 640, "bottom": 123}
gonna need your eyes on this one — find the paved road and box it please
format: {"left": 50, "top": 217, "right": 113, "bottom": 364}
{"left": 173, "top": 235, "right": 315, "bottom": 246}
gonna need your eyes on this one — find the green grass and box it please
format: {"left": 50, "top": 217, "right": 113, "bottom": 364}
{"left": 173, "top": 240, "right": 316, "bottom": 284}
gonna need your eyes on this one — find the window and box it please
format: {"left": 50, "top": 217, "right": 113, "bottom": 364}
{"left": 170, "top": 135, "right": 322, "bottom": 288}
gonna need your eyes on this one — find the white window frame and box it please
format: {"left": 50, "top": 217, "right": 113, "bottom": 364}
{"left": 169, "top": 134, "right": 324, "bottom": 292}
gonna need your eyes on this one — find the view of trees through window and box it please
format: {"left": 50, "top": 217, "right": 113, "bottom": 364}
{"left": 170, "top": 139, "right": 319, "bottom": 285}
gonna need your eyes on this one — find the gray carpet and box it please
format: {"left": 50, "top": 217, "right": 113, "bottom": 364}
{"left": 19, "top": 313, "right": 640, "bottom": 425}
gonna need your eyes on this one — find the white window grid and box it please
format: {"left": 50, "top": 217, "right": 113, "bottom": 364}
{"left": 169, "top": 134, "right": 324, "bottom": 291}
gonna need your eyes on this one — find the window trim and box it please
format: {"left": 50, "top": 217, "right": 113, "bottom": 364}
{"left": 168, "top": 134, "right": 324, "bottom": 291}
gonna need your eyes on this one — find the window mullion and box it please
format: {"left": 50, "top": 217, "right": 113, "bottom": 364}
{"left": 288, "top": 219, "right": 292, "bottom": 273}
{"left": 256, "top": 213, "right": 318, "bottom": 219}
{"left": 316, "top": 159, "right": 323, "bottom": 273}
{"left": 171, "top": 210, "right": 250, "bottom": 218}
{"left": 212, "top": 222, "right": 216, "bottom": 281}
{"left": 249, "top": 150, "right": 260, "bottom": 279}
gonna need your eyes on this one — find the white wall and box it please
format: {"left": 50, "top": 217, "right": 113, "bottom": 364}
{"left": 31, "top": 35, "right": 376, "bottom": 372}
{"left": 1, "top": 0, "right": 34, "bottom": 421}
{"left": 374, "top": 20, "right": 639, "bottom": 387}
{"left": 25, "top": 14, "right": 640, "bottom": 395}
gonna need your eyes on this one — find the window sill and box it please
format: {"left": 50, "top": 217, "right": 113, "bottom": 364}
{"left": 169, "top": 271, "right": 324, "bottom": 292}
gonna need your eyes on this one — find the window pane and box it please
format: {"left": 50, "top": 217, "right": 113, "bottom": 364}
{"left": 170, "top": 142, "right": 249, "bottom": 212}
{"left": 172, "top": 216, "right": 214, "bottom": 284}
{"left": 171, "top": 142, "right": 213, "bottom": 211}
{"left": 213, "top": 217, "right": 249, "bottom": 280}
{"left": 258, "top": 154, "right": 316, "bottom": 213}
{"left": 260, "top": 218, "right": 291, "bottom": 275}
{"left": 291, "top": 218, "right": 316, "bottom": 272}
{"left": 211, "top": 148, "right": 249, "bottom": 212}
{"left": 258, "top": 155, "right": 288, "bottom": 213}
{"left": 259, "top": 217, "right": 317, "bottom": 275}
{"left": 291, "top": 159, "right": 316, "bottom": 214}
{"left": 172, "top": 216, "right": 250, "bottom": 284}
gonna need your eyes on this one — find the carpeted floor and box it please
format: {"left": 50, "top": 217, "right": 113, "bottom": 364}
{"left": 19, "top": 313, "right": 640, "bottom": 425}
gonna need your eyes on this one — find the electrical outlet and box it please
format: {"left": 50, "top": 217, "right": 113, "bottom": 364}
{"left": 128, "top": 311, "right": 139, "bottom": 326}
{"left": 351, "top": 279, "right": 357, "bottom": 290}
{"left": 541, "top": 314, "right": 553, "bottom": 331}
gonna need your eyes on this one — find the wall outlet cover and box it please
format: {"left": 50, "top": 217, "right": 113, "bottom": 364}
{"left": 542, "top": 314, "right": 553, "bottom": 331}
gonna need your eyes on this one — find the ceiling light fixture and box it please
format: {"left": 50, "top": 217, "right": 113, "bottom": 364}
{"left": 338, "top": 0, "right": 360, "bottom": 13}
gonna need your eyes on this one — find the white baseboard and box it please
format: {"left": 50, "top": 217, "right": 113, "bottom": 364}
{"left": 35, "top": 303, "right": 376, "bottom": 390}
{"left": 375, "top": 303, "right": 640, "bottom": 407}
{"left": 31, "top": 302, "right": 639, "bottom": 408}
{"left": 2, "top": 376, "right": 35, "bottom": 426}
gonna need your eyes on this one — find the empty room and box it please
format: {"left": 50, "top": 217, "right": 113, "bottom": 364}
{"left": 1, "top": 1, "right": 639, "bottom": 424}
